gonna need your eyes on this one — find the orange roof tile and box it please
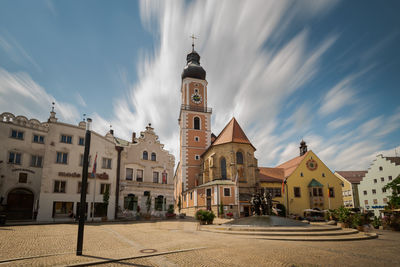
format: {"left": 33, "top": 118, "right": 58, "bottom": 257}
{"left": 212, "top": 117, "right": 255, "bottom": 149}
{"left": 258, "top": 167, "right": 284, "bottom": 182}
{"left": 275, "top": 152, "right": 308, "bottom": 178}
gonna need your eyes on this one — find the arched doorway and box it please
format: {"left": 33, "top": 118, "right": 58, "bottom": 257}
{"left": 7, "top": 188, "right": 34, "bottom": 220}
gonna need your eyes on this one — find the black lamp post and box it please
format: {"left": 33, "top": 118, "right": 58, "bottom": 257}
{"left": 76, "top": 118, "right": 92, "bottom": 256}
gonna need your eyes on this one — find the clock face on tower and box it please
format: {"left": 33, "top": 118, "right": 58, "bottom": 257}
{"left": 191, "top": 93, "right": 202, "bottom": 104}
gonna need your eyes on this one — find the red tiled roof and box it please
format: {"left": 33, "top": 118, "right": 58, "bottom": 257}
{"left": 275, "top": 152, "right": 308, "bottom": 178}
{"left": 212, "top": 117, "right": 255, "bottom": 149}
{"left": 386, "top": 157, "right": 400, "bottom": 166}
{"left": 335, "top": 171, "right": 367, "bottom": 184}
{"left": 258, "top": 167, "right": 284, "bottom": 183}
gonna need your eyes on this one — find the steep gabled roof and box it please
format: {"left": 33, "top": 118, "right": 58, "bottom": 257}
{"left": 386, "top": 157, "right": 400, "bottom": 166}
{"left": 275, "top": 151, "right": 309, "bottom": 178}
{"left": 335, "top": 171, "right": 367, "bottom": 184}
{"left": 258, "top": 167, "right": 284, "bottom": 183}
{"left": 212, "top": 117, "right": 255, "bottom": 149}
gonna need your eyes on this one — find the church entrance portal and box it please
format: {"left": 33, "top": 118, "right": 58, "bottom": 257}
{"left": 7, "top": 188, "right": 34, "bottom": 220}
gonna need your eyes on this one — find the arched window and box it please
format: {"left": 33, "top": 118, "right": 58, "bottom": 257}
{"left": 143, "top": 151, "right": 148, "bottom": 160}
{"left": 151, "top": 152, "right": 156, "bottom": 161}
{"left": 220, "top": 157, "right": 227, "bottom": 179}
{"left": 236, "top": 151, "right": 243, "bottom": 164}
{"left": 194, "top": 117, "right": 200, "bottom": 130}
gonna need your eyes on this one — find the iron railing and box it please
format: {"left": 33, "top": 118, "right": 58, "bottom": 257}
{"left": 181, "top": 105, "right": 212, "bottom": 113}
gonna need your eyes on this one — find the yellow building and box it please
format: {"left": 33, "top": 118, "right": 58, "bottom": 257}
{"left": 259, "top": 141, "right": 343, "bottom": 216}
{"left": 334, "top": 171, "right": 367, "bottom": 209}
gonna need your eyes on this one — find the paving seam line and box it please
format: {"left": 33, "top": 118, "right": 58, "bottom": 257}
{"left": 65, "top": 247, "right": 207, "bottom": 267}
{"left": 0, "top": 252, "right": 73, "bottom": 264}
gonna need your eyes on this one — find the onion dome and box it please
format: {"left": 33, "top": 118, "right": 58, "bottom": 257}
{"left": 181, "top": 49, "right": 206, "bottom": 80}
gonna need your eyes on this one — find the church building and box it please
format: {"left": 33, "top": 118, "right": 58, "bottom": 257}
{"left": 174, "top": 44, "right": 343, "bottom": 218}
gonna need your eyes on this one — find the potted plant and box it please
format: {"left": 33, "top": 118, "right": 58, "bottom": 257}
{"left": 166, "top": 204, "right": 176, "bottom": 219}
{"left": 206, "top": 210, "right": 216, "bottom": 224}
{"left": 372, "top": 216, "right": 382, "bottom": 229}
{"left": 226, "top": 212, "right": 233, "bottom": 219}
{"left": 195, "top": 209, "right": 207, "bottom": 225}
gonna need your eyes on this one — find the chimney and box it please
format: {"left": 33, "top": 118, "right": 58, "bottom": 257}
{"left": 132, "top": 132, "right": 136, "bottom": 142}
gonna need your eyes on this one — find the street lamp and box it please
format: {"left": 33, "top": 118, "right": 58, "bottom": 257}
{"left": 76, "top": 118, "right": 92, "bottom": 256}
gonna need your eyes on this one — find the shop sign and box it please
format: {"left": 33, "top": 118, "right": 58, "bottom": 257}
{"left": 372, "top": 205, "right": 385, "bottom": 209}
{"left": 58, "top": 172, "right": 81, "bottom": 177}
{"left": 58, "top": 172, "right": 109, "bottom": 180}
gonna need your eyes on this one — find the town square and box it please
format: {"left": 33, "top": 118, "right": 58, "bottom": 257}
{"left": 1, "top": 0, "right": 400, "bottom": 266}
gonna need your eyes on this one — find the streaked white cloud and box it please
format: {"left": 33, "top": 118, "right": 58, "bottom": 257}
{"left": 0, "top": 68, "right": 80, "bottom": 122}
{"left": 0, "top": 32, "right": 42, "bottom": 72}
{"left": 75, "top": 93, "right": 87, "bottom": 107}
{"left": 319, "top": 76, "right": 356, "bottom": 116}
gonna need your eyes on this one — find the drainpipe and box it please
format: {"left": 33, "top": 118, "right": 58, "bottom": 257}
{"left": 115, "top": 146, "right": 123, "bottom": 219}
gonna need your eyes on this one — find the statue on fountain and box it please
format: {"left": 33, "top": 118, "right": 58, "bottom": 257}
{"left": 250, "top": 192, "right": 273, "bottom": 216}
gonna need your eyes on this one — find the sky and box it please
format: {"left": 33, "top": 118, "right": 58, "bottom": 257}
{"left": 0, "top": 0, "right": 399, "bottom": 171}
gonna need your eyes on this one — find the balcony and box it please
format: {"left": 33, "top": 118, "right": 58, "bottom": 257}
{"left": 181, "top": 105, "right": 212, "bottom": 113}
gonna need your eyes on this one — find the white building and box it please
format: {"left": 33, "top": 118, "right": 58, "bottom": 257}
{"left": 117, "top": 124, "right": 175, "bottom": 218}
{"left": 0, "top": 112, "right": 48, "bottom": 220}
{"left": 0, "top": 110, "right": 175, "bottom": 222}
{"left": 36, "top": 110, "right": 118, "bottom": 222}
{"left": 358, "top": 154, "right": 400, "bottom": 216}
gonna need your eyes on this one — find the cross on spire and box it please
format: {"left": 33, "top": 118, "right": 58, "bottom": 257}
{"left": 190, "top": 34, "right": 197, "bottom": 51}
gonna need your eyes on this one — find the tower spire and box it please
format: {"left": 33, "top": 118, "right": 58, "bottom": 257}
{"left": 190, "top": 34, "right": 197, "bottom": 52}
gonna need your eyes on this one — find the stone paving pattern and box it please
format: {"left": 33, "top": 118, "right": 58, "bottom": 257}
{"left": 0, "top": 219, "right": 399, "bottom": 266}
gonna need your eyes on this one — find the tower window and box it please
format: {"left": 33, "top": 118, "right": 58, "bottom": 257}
{"left": 195, "top": 155, "right": 200, "bottom": 160}
{"left": 379, "top": 166, "right": 383, "bottom": 171}
{"left": 194, "top": 117, "right": 200, "bottom": 130}
{"left": 195, "top": 136, "right": 199, "bottom": 142}
{"left": 236, "top": 151, "right": 243, "bottom": 164}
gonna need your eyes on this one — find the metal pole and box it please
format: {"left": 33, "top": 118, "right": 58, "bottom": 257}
{"left": 76, "top": 118, "right": 92, "bottom": 256}
{"left": 92, "top": 161, "right": 96, "bottom": 222}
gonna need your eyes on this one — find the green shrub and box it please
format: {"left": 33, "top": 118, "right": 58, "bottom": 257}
{"left": 372, "top": 216, "right": 382, "bottom": 229}
{"left": 167, "top": 204, "right": 174, "bottom": 214}
{"left": 333, "top": 206, "right": 351, "bottom": 223}
{"left": 195, "top": 209, "right": 216, "bottom": 224}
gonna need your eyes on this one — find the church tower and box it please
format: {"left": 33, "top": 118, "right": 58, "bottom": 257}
{"left": 178, "top": 42, "right": 212, "bottom": 193}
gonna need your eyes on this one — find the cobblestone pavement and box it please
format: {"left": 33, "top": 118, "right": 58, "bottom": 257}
{"left": 1, "top": 219, "right": 399, "bottom": 266}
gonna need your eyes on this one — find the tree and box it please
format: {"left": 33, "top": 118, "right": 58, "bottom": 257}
{"left": 383, "top": 174, "right": 400, "bottom": 210}
{"left": 219, "top": 201, "right": 224, "bottom": 216}
{"left": 146, "top": 193, "right": 152, "bottom": 214}
{"left": 177, "top": 196, "right": 182, "bottom": 213}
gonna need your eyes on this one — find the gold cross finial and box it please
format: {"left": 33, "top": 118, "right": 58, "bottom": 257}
{"left": 190, "top": 34, "right": 197, "bottom": 51}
